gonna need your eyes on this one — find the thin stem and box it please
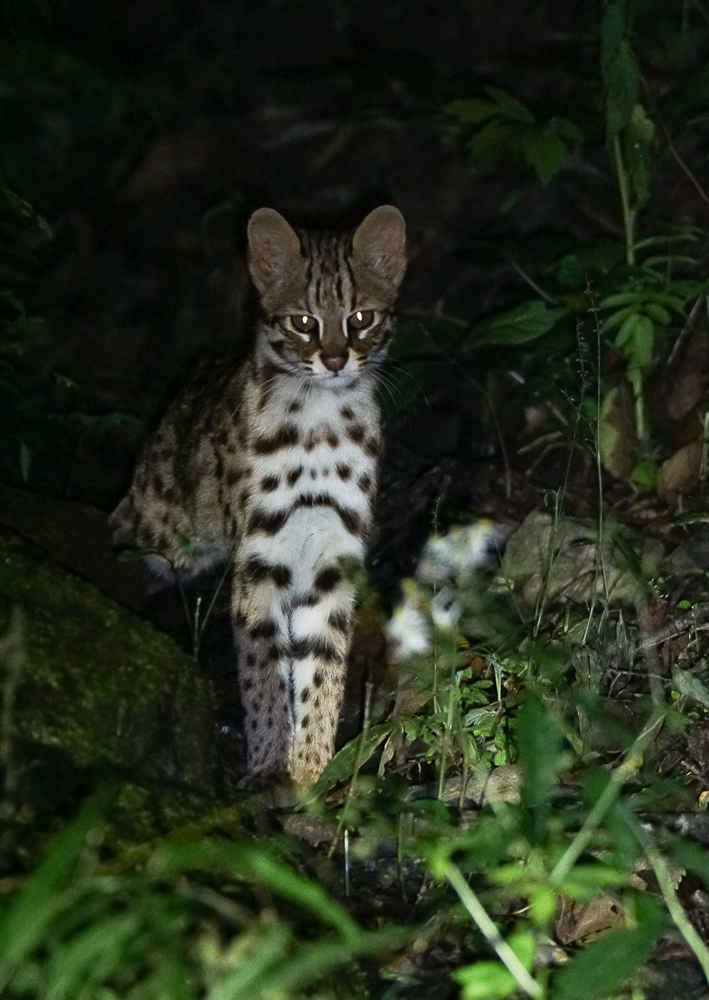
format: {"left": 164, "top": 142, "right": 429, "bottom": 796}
{"left": 445, "top": 861, "right": 543, "bottom": 998}
{"left": 632, "top": 824, "right": 709, "bottom": 983}
{"left": 550, "top": 712, "right": 664, "bottom": 885}
{"left": 612, "top": 135, "right": 636, "bottom": 267}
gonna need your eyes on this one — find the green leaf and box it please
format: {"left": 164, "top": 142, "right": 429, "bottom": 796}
{"left": 671, "top": 667, "right": 709, "bottom": 708}
{"left": 604, "top": 39, "right": 640, "bottom": 137}
{"left": 484, "top": 86, "right": 536, "bottom": 124}
{"left": 599, "top": 291, "right": 646, "bottom": 309}
{"left": 152, "top": 841, "right": 361, "bottom": 941}
{"left": 446, "top": 98, "right": 497, "bottom": 125}
{"left": 613, "top": 310, "right": 642, "bottom": 347}
{"left": 466, "top": 120, "right": 519, "bottom": 167}
{"left": 625, "top": 103, "right": 655, "bottom": 206}
{"left": 552, "top": 896, "right": 666, "bottom": 1000}
{"left": 456, "top": 961, "right": 519, "bottom": 1000}
{"left": 643, "top": 302, "right": 671, "bottom": 325}
{"left": 0, "top": 787, "right": 114, "bottom": 970}
{"left": 629, "top": 314, "right": 655, "bottom": 369}
{"left": 311, "top": 722, "right": 393, "bottom": 794}
{"left": 629, "top": 459, "right": 657, "bottom": 492}
{"left": 518, "top": 693, "right": 564, "bottom": 842}
{"left": 522, "top": 128, "right": 569, "bottom": 185}
{"left": 600, "top": 1, "right": 626, "bottom": 67}
{"left": 469, "top": 300, "right": 565, "bottom": 346}
{"left": 456, "top": 928, "right": 536, "bottom": 999}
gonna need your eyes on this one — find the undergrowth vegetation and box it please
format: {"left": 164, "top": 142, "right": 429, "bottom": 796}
{"left": 2, "top": 1, "right": 709, "bottom": 998}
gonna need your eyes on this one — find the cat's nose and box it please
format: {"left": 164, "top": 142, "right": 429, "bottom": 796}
{"left": 322, "top": 354, "right": 348, "bottom": 373}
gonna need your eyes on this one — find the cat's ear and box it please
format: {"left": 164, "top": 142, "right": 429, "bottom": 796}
{"left": 352, "top": 205, "right": 407, "bottom": 289}
{"left": 247, "top": 208, "right": 302, "bottom": 293}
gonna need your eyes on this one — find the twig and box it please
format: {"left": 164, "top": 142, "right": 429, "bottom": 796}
{"left": 445, "top": 861, "right": 543, "bottom": 998}
{"left": 550, "top": 712, "right": 665, "bottom": 885}
{"left": 635, "top": 824, "right": 709, "bottom": 984}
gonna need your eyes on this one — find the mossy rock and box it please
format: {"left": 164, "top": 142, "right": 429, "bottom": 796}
{"left": 0, "top": 527, "right": 219, "bottom": 794}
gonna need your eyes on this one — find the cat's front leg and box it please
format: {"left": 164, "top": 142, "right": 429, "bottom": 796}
{"left": 232, "top": 561, "right": 294, "bottom": 788}
{"left": 288, "top": 562, "right": 356, "bottom": 785}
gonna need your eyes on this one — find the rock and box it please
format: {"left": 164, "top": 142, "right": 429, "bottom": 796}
{"left": 498, "top": 511, "right": 664, "bottom": 608}
{"left": 0, "top": 528, "right": 219, "bottom": 794}
{"left": 657, "top": 441, "right": 703, "bottom": 500}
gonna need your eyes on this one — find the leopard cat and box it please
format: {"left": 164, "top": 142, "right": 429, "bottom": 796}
{"left": 110, "top": 204, "right": 407, "bottom": 786}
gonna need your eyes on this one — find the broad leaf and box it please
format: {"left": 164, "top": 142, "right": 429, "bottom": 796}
{"left": 552, "top": 896, "right": 666, "bottom": 1000}
{"left": 469, "top": 300, "right": 565, "bottom": 346}
{"left": 312, "top": 722, "right": 393, "bottom": 794}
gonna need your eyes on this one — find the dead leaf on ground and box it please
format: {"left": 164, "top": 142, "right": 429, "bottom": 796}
{"left": 657, "top": 441, "right": 702, "bottom": 500}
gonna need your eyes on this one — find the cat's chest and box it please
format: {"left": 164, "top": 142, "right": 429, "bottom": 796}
{"left": 243, "top": 381, "right": 379, "bottom": 510}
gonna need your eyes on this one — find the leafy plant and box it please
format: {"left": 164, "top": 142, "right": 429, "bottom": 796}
{"left": 447, "top": 87, "right": 582, "bottom": 186}
{"left": 442, "top": 1, "right": 709, "bottom": 489}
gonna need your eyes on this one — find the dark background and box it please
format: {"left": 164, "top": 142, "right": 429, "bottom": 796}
{"left": 1, "top": 0, "right": 708, "bottom": 585}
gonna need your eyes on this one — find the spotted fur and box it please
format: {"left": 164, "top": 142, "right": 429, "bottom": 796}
{"left": 111, "top": 205, "right": 406, "bottom": 786}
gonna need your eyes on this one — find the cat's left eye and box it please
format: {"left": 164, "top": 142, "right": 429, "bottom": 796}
{"left": 289, "top": 315, "right": 318, "bottom": 338}
{"left": 347, "top": 310, "right": 375, "bottom": 335}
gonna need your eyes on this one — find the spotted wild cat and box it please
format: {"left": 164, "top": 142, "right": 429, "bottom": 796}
{"left": 111, "top": 205, "right": 407, "bottom": 786}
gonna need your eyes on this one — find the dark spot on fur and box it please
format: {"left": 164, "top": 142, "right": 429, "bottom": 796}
{"left": 250, "top": 619, "right": 277, "bottom": 640}
{"left": 314, "top": 566, "right": 341, "bottom": 591}
{"left": 341, "top": 406, "right": 354, "bottom": 420}
{"left": 301, "top": 715, "right": 310, "bottom": 728}
{"left": 364, "top": 437, "right": 379, "bottom": 458}
{"left": 286, "top": 466, "right": 303, "bottom": 487}
{"left": 305, "top": 733, "right": 312, "bottom": 745}
{"left": 357, "top": 473, "right": 372, "bottom": 493}
{"left": 247, "top": 509, "right": 289, "bottom": 535}
{"left": 335, "top": 463, "right": 351, "bottom": 481}
{"left": 347, "top": 423, "right": 365, "bottom": 444}
{"left": 252, "top": 424, "right": 299, "bottom": 455}
{"left": 303, "top": 430, "right": 317, "bottom": 452}
{"left": 301, "top": 687, "right": 310, "bottom": 703}
{"left": 328, "top": 610, "right": 349, "bottom": 633}
{"left": 288, "top": 399, "right": 302, "bottom": 413}
{"left": 313, "top": 672, "right": 323, "bottom": 688}
{"left": 261, "top": 474, "right": 279, "bottom": 492}
{"left": 325, "top": 430, "right": 339, "bottom": 448}
{"left": 310, "top": 468, "right": 317, "bottom": 479}
{"left": 291, "top": 637, "right": 340, "bottom": 662}
{"left": 246, "top": 653, "right": 255, "bottom": 667}
{"left": 271, "top": 564, "right": 292, "bottom": 587}
{"left": 244, "top": 556, "right": 270, "bottom": 581}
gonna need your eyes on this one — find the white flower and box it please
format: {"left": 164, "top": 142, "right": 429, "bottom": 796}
{"left": 387, "top": 580, "right": 431, "bottom": 658}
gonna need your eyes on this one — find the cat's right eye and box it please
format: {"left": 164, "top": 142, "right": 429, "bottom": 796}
{"left": 289, "top": 315, "right": 319, "bottom": 338}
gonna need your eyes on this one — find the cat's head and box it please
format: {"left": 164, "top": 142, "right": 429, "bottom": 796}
{"left": 247, "top": 205, "right": 406, "bottom": 385}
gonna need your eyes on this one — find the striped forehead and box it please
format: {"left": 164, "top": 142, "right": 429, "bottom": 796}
{"left": 299, "top": 231, "right": 355, "bottom": 314}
